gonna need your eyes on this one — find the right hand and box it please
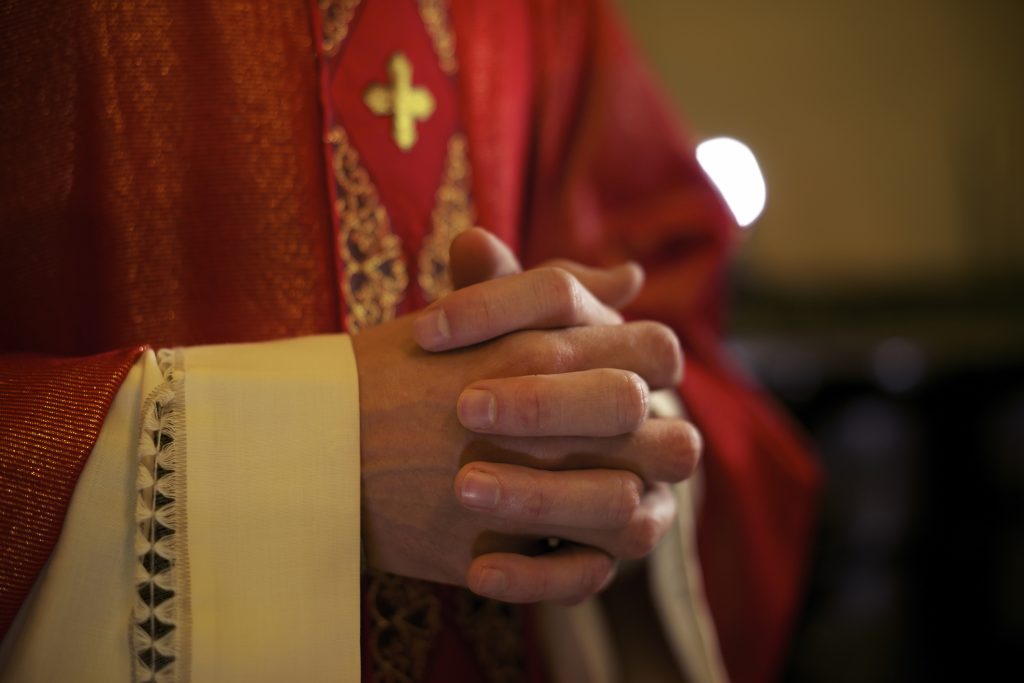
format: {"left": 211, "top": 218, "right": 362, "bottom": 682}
{"left": 353, "top": 266, "right": 698, "bottom": 604}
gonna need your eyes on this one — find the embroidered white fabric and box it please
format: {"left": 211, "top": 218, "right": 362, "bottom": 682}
{"left": 133, "top": 348, "right": 189, "bottom": 683}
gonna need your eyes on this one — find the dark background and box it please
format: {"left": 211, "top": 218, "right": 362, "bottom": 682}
{"left": 619, "top": 1, "right": 1023, "bottom": 679}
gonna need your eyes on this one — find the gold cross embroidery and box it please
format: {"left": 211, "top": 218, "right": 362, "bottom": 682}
{"left": 363, "top": 51, "right": 436, "bottom": 151}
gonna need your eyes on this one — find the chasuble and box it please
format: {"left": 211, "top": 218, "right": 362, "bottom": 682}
{"left": 0, "top": 1, "right": 820, "bottom": 681}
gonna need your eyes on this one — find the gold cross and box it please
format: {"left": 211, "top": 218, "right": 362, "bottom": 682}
{"left": 363, "top": 51, "right": 436, "bottom": 151}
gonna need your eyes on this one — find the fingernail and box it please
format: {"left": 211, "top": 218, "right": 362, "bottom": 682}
{"left": 460, "top": 470, "right": 501, "bottom": 509}
{"left": 458, "top": 389, "right": 496, "bottom": 430}
{"left": 413, "top": 308, "right": 451, "bottom": 349}
{"left": 475, "top": 567, "right": 507, "bottom": 596}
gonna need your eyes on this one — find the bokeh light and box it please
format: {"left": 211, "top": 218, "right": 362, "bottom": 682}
{"left": 696, "top": 137, "right": 767, "bottom": 227}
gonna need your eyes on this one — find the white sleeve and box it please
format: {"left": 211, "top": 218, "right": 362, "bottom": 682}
{"left": 0, "top": 335, "right": 362, "bottom": 683}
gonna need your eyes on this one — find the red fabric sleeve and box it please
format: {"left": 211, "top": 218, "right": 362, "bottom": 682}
{"left": 523, "top": 2, "right": 822, "bottom": 682}
{"left": 0, "top": 347, "right": 146, "bottom": 640}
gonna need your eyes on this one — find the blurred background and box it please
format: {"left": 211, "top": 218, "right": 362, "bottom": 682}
{"left": 616, "top": 0, "right": 1024, "bottom": 680}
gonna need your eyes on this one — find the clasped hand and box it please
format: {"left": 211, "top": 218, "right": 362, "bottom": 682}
{"left": 352, "top": 230, "right": 702, "bottom": 605}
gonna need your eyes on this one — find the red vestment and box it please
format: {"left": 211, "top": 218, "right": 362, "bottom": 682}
{"left": 0, "top": 1, "right": 820, "bottom": 681}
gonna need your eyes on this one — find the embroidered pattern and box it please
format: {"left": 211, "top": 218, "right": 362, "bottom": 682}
{"left": 318, "top": 0, "right": 362, "bottom": 56}
{"left": 455, "top": 590, "right": 529, "bottom": 683}
{"left": 366, "top": 570, "right": 442, "bottom": 683}
{"left": 329, "top": 126, "right": 409, "bottom": 332}
{"left": 418, "top": 133, "right": 476, "bottom": 302}
{"left": 363, "top": 51, "right": 437, "bottom": 151}
{"left": 417, "top": 0, "right": 458, "bottom": 75}
{"left": 133, "top": 349, "right": 189, "bottom": 683}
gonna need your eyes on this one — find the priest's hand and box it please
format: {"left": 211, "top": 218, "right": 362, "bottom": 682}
{"left": 352, "top": 279, "right": 695, "bottom": 604}
{"left": 431, "top": 228, "right": 701, "bottom": 604}
{"left": 356, "top": 232, "right": 700, "bottom": 606}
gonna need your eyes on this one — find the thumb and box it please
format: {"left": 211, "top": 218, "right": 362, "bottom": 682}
{"left": 449, "top": 227, "right": 523, "bottom": 289}
{"left": 448, "top": 227, "right": 645, "bottom": 310}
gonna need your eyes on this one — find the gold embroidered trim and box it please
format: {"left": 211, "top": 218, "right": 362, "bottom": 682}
{"left": 329, "top": 126, "right": 409, "bottom": 332}
{"left": 418, "top": 133, "right": 476, "bottom": 303}
{"left": 455, "top": 590, "right": 529, "bottom": 683}
{"left": 417, "top": 0, "right": 458, "bottom": 75}
{"left": 366, "top": 570, "right": 443, "bottom": 683}
{"left": 319, "top": 0, "right": 361, "bottom": 56}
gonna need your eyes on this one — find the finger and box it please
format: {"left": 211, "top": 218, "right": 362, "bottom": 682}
{"left": 467, "top": 320, "right": 681, "bottom": 394}
{"left": 466, "top": 545, "right": 616, "bottom": 605}
{"left": 457, "top": 369, "right": 650, "bottom": 437}
{"left": 455, "top": 462, "right": 643, "bottom": 529}
{"left": 463, "top": 417, "right": 703, "bottom": 485}
{"left": 513, "top": 320, "right": 684, "bottom": 390}
{"left": 456, "top": 467, "right": 676, "bottom": 562}
{"left": 447, "top": 229, "right": 645, "bottom": 314}
{"left": 557, "top": 483, "right": 678, "bottom": 561}
{"left": 449, "top": 227, "right": 523, "bottom": 289}
{"left": 539, "top": 259, "right": 644, "bottom": 310}
{"left": 413, "top": 267, "right": 622, "bottom": 351}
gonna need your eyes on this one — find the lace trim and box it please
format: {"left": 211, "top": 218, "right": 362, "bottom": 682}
{"left": 417, "top": 0, "right": 458, "bottom": 75}
{"left": 418, "top": 133, "right": 476, "bottom": 303}
{"left": 133, "top": 349, "right": 190, "bottom": 683}
{"left": 329, "top": 125, "right": 410, "bottom": 332}
{"left": 318, "top": 0, "right": 361, "bottom": 56}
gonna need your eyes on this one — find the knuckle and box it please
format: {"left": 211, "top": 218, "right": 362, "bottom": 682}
{"left": 542, "top": 267, "right": 585, "bottom": 324}
{"left": 511, "top": 331, "right": 574, "bottom": 376}
{"left": 665, "top": 420, "right": 704, "bottom": 481}
{"left": 545, "top": 334, "right": 579, "bottom": 374}
{"left": 614, "top": 370, "right": 649, "bottom": 430}
{"left": 680, "top": 421, "right": 704, "bottom": 475}
{"left": 607, "top": 473, "right": 642, "bottom": 528}
{"left": 520, "top": 478, "right": 552, "bottom": 521}
{"left": 475, "top": 288, "right": 498, "bottom": 333}
{"left": 512, "top": 380, "right": 550, "bottom": 433}
{"left": 623, "top": 512, "right": 662, "bottom": 560}
{"left": 645, "top": 322, "right": 684, "bottom": 384}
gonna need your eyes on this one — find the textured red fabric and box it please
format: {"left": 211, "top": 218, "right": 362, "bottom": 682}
{"left": 0, "top": 2, "right": 340, "bottom": 356}
{"left": 451, "top": 0, "right": 533, "bottom": 257}
{"left": 0, "top": 348, "right": 145, "bottom": 639}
